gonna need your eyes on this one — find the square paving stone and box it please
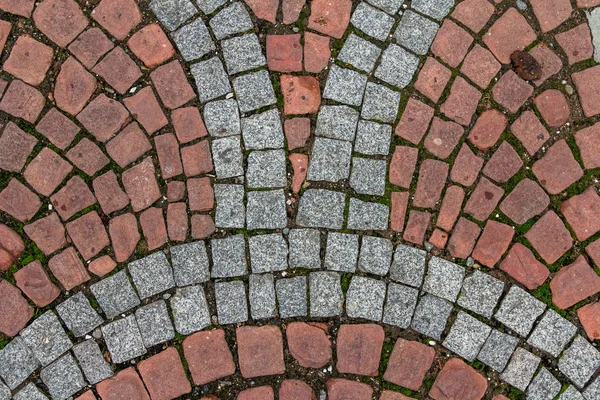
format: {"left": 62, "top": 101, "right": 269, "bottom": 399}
{"left": 190, "top": 57, "right": 232, "bottom": 103}
{"left": 527, "top": 309, "right": 577, "bottom": 357}
{"left": 338, "top": 34, "right": 382, "bottom": 73}
{"left": 171, "top": 241, "right": 210, "bottom": 287}
{"left": 173, "top": 18, "right": 215, "bottom": 61}
{"left": 322, "top": 65, "right": 368, "bottom": 106}
{"left": 315, "top": 105, "right": 359, "bottom": 141}
{"left": 209, "top": 2, "right": 252, "bottom": 40}
{"left": 196, "top": 0, "right": 226, "bottom": 14}
{"left": 477, "top": 329, "right": 519, "bottom": 372}
{"left": 366, "top": 0, "right": 404, "bottom": 13}
{"left": 347, "top": 198, "right": 390, "bottom": 230}
{"left": 307, "top": 137, "right": 352, "bottom": 182}
{"left": 412, "top": 0, "right": 455, "bottom": 20}
{"left": 20, "top": 311, "right": 72, "bottom": 366}
{"left": 212, "top": 135, "right": 244, "bottom": 178}
{"left": 500, "top": 347, "right": 541, "bottom": 391}
{"left": 325, "top": 232, "right": 359, "bottom": 272}
{"left": 0, "top": 336, "right": 39, "bottom": 389}
{"left": 383, "top": 282, "right": 419, "bottom": 328}
{"left": 276, "top": 276, "right": 307, "bottom": 318}
{"left": 102, "top": 315, "right": 147, "bottom": 364}
{"left": 222, "top": 34, "right": 266, "bottom": 75}
{"left": 241, "top": 108, "right": 284, "bottom": 150}
{"left": 72, "top": 339, "right": 114, "bottom": 384}
{"left": 457, "top": 270, "right": 504, "bottom": 318}
{"left": 358, "top": 236, "right": 393, "bottom": 276}
{"left": 527, "top": 368, "right": 561, "bottom": 400}
{"left": 411, "top": 294, "right": 453, "bottom": 340}
{"left": 233, "top": 70, "right": 277, "bottom": 113}
{"left": 494, "top": 285, "right": 546, "bottom": 337}
{"left": 442, "top": 311, "right": 491, "bottom": 361}
{"left": 13, "top": 383, "right": 48, "bottom": 400}
{"left": 310, "top": 271, "right": 344, "bottom": 317}
{"left": 203, "top": 99, "right": 240, "bottom": 137}
{"left": 288, "top": 229, "right": 322, "bottom": 269}
{"left": 56, "top": 292, "right": 103, "bottom": 337}
{"left": 559, "top": 335, "right": 600, "bottom": 389}
{"left": 170, "top": 285, "right": 211, "bottom": 335}
{"left": 375, "top": 44, "right": 419, "bottom": 88}
{"left": 423, "top": 256, "right": 465, "bottom": 302}
{"left": 349, "top": 157, "right": 387, "bottom": 195}
{"left": 134, "top": 300, "right": 175, "bottom": 348}
{"left": 246, "top": 149, "right": 287, "bottom": 188}
{"left": 351, "top": 2, "right": 395, "bottom": 40}
{"left": 246, "top": 189, "right": 288, "bottom": 229}
{"left": 0, "top": 381, "right": 9, "bottom": 400}
{"left": 211, "top": 234, "right": 248, "bottom": 277}
{"left": 149, "top": 0, "right": 197, "bottom": 31}
{"left": 249, "top": 233, "right": 288, "bottom": 273}
{"left": 249, "top": 273, "right": 276, "bottom": 320}
{"left": 296, "top": 189, "right": 346, "bottom": 229}
{"left": 346, "top": 276, "right": 386, "bottom": 321}
{"left": 215, "top": 281, "right": 248, "bottom": 325}
{"left": 584, "top": 376, "right": 600, "bottom": 400}
{"left": 128, "top": 252, "right": 175, "bottom": 300}
{"left": 214, "top": 184, "right": 245, "bottom": 229}
{"left": 361, "top": 82, "right": 401, "bottom": 123}
{"left": 390, "top": 244, "right": 427, "bottom": 287}
{"left": 560, "top": 386, "right": 585, "bottom": 400}
{"left": 354, "top": 120, "right": 392, "bottom": 155}
{"left": 41, "top": 353, "right": 86, "bottom": 400}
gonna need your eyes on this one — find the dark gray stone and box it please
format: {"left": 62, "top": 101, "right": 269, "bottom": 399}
{"left": 346, "top": 276, "right": 386, "bottom": 321}
{"left": 90, "top": 270, "right": 141, "bottom": 319}
{"left": 149, "top": 0, "right": 197, "bottom": 31}
{"left": 477, "top": 329, "right": 519, "bottom": 372}
{"left": 190, "top": 57, "right": 232, "bottom": 103}
{"left": 0, "top": 337, "right": 39, "bottom": 389}
{"left": 249, "top": 233, "right": 288, "bottom": 273}
{"left": 383, "top": 282, "right": 419, "bottom": 329}
{"left": 209, "top": 2, "right": 253, "bottom": 39}
{"left": 315, "top": 105, "right": 359, "bottom": 141}
{"left": 249, "top": 273, "right": 277, "bottom": 320}
{"left": 203, "top": 99, "right": 240, "bottom": 137}
{"left": 411, "top": 294, "right": 453, "bottom": 340}
{"left": 128, "top": 252, "right": 175, "bottom": 300}
{"left": 361, "top": 82, "right": 401, "bottom": 123}
{"left": 394, "top": 10, "right": 439, "bottom": 55}
{"left": 494, "top": 285, "right": 546, "bottom": 337}
{"left": 390, "top": 244, "right": 427, "bottom": 287}
{"left": 310, "top": 271, "right": 344, "bottom": 317}
{"left": 101, "top": 315, "right": 147, "bottom": 364}
{"left": 214, "top": 184, "right": 245, "bottom": 229}
{"left": 246, "top": 189, "right": 288, "bottom": 230}
{"left": 241, "top": 108, "right": 284, "bottom": 150}
{"left": 233, "top": 70, "right": 277, "bottom": 113}
{"left": 173, "top": 18, "right": 215, "bottom": 61}
{"left": 351, "top": 2, "right": 395, "bottom": 40}
{"left": 222, "top": 34, "right": 266, "bottom": 75}
{"left": 527, "top": 309, "right": 577, "bottom": 357}
{"left": 354, "top": 120, "right": 392, "bottom": 155}
{"left": 442, "top": 311, "right": 491, "bottom": 361}
{"left": 296, "top": 189, "right": 345, "bottom": 229}
{"left": 20, "top": 311, "right": 72, "bottom": 366}
{"left": 349, "top": 157, "right": 387, "bottom": 195}
{"left": 347, "top": 198, "right": 389, "bottom": 230}
{"left": 56, "top": 292, "right": 103, "bottom": 337}
{"left": 325, "top": 232, "right": 359, "bottom": 272}
{"left": 457, "top": 270, "right": 504, "bottom": 318}
{"left": 375, "top": 44, "right": 419, "bottom": 88}
{"left": 211, "top": 234, "right": 248, "bottom": 278}
{"left": 170, "top": 285, "right": 211, "bottom": 335}
{"left": 247, "top": 149, "right": 287, "bottom": 188}
{"left": 171, "top": 241, "right": 210, "bottom": 286}
{"left": 358, "top": 235, "right": 393, "bottom": 276}
{"left": 322, "top": 65, "right": 368, "bottom": 106}
{"left": 72, "top": 339, "right": 113, "bottom": 384}
{"left": 276, "top": 276, "right": 307, "bottom": 318}
{"left": 135, "top": 300, "right": 175, "bottom": 348}
{"left": 307, "top": 137, "right": 352, "bottom": 182}
{"left": 288, "top": 229, "right": 322, "bottom": 269}
{"left": 215, "top": 281, "right": 248, "bottom": 324}
{"left": 338, "top": 34, "right": 382, "bottom": 73}
{"left": 212, "top": 135, "right": 244, "bottom": 179}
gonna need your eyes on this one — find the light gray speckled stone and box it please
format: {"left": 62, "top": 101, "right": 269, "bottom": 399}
{"left": 246, "top": 189, "right": 288, "bottom": 229}
{"left": 247, "top": 149, "right": 287, "bottom": 188}
{"left": 325, "top": 232, "right": 359, "bottom": 272}
{"left": 56, "top": 292, "right": 103, "bottom": 337}
{"left": 383, "top": 282, "right": 418, "bottom": 328}
{"left": 307, "top": 137, "right": 352, "bottom": 182}
{"left": 209, "top": 2, "right": 253, "bottom": 39}
{"left": 310, "top": 271, "right": 344, "bottom": 317}
{"left": 494, "top": 285, "right": 546, "bottom": 337}
{"left": 375, "top": 44, "right": 419, "bottom": 88}
{"left": 477, "top": 329, "right": 518, "bottom": 372}
{"left": 423, "top": 256, "right": 465, "bottom": 302}
{"left": 395, "top": 12, "right": 439, "bottom": 56}
{"left": 276, "top": 276, "right": 307, "bottom": 318}
{"left": 559, "top": 335, "right": 600, "bottom": 389}
{"left": 90, "top": 270, "right": 140, "bottom": 319}
{"left": 241, "top": 108, "right": 284, "bottom": 150}
{"left": 584, "top": 376, "right": 600, "bottom": 400}
{"left": 233, "top": 70, "right": 277, "bottom": 113}
{"left": 214, "top": 184, "right": 245, "bottom": 229}
{"left": 358, "top": 236, "right": 393, "bottom": 276}
{"left": 149, "top": 0, "right": 197, "bottom": 31}
{"left": 0, "top": 337, "right": 39, "bottom": 389}
{"left": 366, "top": 0, "right": 404, "bottom": 14}
{"left": 351, "top": 2, "right": 395, "bottom": 40}
{"left": 346, "top": 276, "right": 386, "bottom": 321}
{"left": 215, "top": 281, "right": 248, "bottom": 324}
{"left": 20, "top": 311, "right": 72, "bottom": 366}
{"left": 211, "top": 234, "right": 248, "bottom": 278}
{"left": 411, "top": 0, "right": 454, "bottom": 20}
{"left": 101, "top": 315, "right": 146, "bottom": 364}
{"left": 170, "top": 285, "right": 211, "bottom": 335}
{"left": 457, "top": 270, "right": 504, "bottom": 318}
{"left": 323, "top": 65, "right": 368, "bottom": 106}
{"left": 249, "top": 273, "right": 277, "bottom": 320}
{"left": 72, "top": 339, "right": 113, "bottom": 384}
{"left": 173, "top": 18, "right": 215, "bottom": 61}
{"left": 212, "top": 135, "right": 244, "bottom": 179}
{"left": 561, "top": 386, "right": 585, "bottom": 400}
{"left": 390, "top": 244, "right": 427, "bottom": 287}
{"left": 41, "top": 353, "right": 86, "bottom": 400}
{"left": 500, "top": 347, "right": 540, "bottom": 391}
{"left": 411, "top": 294, "right": 453, "bottom": 340}
{"left": 289, "top": 229, "right": 322, "bottom": 269}
{"left": 527, "top": 368, "right": 561, "bottom": 400}
{"left": 347, "top": 198, "right": 389, "bottom": 230}
{"left": 527, "top": 309, "right": 577, "bottom": 357}
{"left": 128, "top": 252, "right": 175, "bottom": 300}
{"left": 135, "top": 300, "right": 174, "bottom": 348}
{"left": 296, "top": 189, "right": 345, "bottom": 229}
{"left": 0, "top": 381, "right": 9, "bottom": 400}
{"left": 338, "top": 34, "right": 382, "bottom": 73}
{"left": 196, "top": 0, "right": 226, "bottom": 14}
{"left": 13, "top": 383, "right": 48, "bottom": 400}
{"left": 354, "top": 120, "right": 392, "bottom": 155}
{"left": 315, "top": 105, "right": 359, "bottom": 141}
{"left": 442, "top": 311, "right": 491, "bottom": 361}
{"left": 588, "top": 8, "right": 600, "bottom": 63}
{"left": 190, "top": 57, "right": 231, "bottom": 103}
{"left": 171, "top": 241, "right": 210, "bottom": 286}
{"left": 203, "top": 99, "right": 240, "bottom": 137}
{"left": 249, "top": 233, "right": 288, "bottom": 273}
{"left": 222, "top": 34, "right": 266, "bottom": 75}
{"left": 361, "top": 82, "right": 401, "bottom": 123}
{"left": 349, "top": 157, "right": 387, "bottom": 196}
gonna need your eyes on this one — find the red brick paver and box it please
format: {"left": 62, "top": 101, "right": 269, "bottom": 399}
{"left": 77, "top": 94, "right": 129, "bottom": 143}
{"left": 15, "top": 260, "right": 60, "bottom": 307}
{"left": 464, "top": 177, "right": 505, "bottom": 221}
{"left": 429, "top": 358, "right": 487, "bottom": 400}
{"left": 0, "top": 122, "right": 37, "bottom": 173}
{"left": 237, "top": 325, "right": 285, "bottom": 378}
{"left": 150, "top": 60, "right": 195, "bottom": 110}
{"left": 467, "top": 109, "right": 507, "bottom": 151}
{"left": 36, "top": 108, "right": 79, "bottom": 150}
{"left": 415, "top": 57, "right": 451, "bottom": 103}
{"left": 92, "top": 0, "right": 141, "bottom": 40}
{"left": 140, "top": 207, "right": 168, "bottom": 250}
{"left": 51, "top": 176, "right": 97, "bottom": 220}
{"left": 437, "top": 185, "right": 465, "bottom": 232}
{"left": 396, "top": 98, "right": 434, "bottom": 145}
{"left": 109, "top": 213, "right": 139, "bottom": 262}
{"left": 191, "top": 214, "right": 215, "bottom": 239}
{"left": 279, "top": 380, "right": 316, "bottom": 400}
{"left": 281, "top": 75, "right": 321, "bottom": 115}
{"left": 532, "top": 139, "right": 583, "bottom": 194}
{"left": 572, "top": 65, "right": 600, "bottom": 117}
{"left": 245, "top": 0, "right": 278, "bottom": 23}
{"left": 127, "top": 23, "right": 174, "bottom": 69}
{"left": 578, "top": 302, "right": 600, "bottom": 340}
{"left": 0, "top": 79, "right": 46, "bottom": 123}
{"left": 384, "top": 338, "right": 435, "bottom": 391}
{"left": 33, "top": 0, "right": 88, "bottom": 47}
{"left": 24, "top": 148, "right": 72, "bottom": 197}
{"left": 510, "top": 110, "right": 548, "bottom": 155}
{"left": 55, "top": 57, "right": 96, "bottom": 116}
{"left": 0, "top": 179, "right": 42, "bottom": 222}
{"left": 167, "top": 202, "right": 188, "bottom": 242}
{"left": 122, "top": 157, "right": 162, "bottom": 212}
{"left": 267, "top": 34, "right": 303, "bottom": 72}
{"left": 307, "top": 0, "right": 352, "bottom": 39}
{"left": 123, "top": 87, "right": 168, "bottom": 135}
{"left": 285, "top": 118, "right": 311, "bottom": 150}
{"left": 534, "top": 89, "right": 570, "bottom": 127}
{"left": 172, "top": 107, "right": 208, "bottom": 144}
{"left": 4, "top": 35, "right": 53, "bottom": 86}
{"left": 525, "top": 211, "right": 573, "bottom": 264}
{"left": 447, "top": 217, "right": 481, "bottom": 259}
{"left": 48, "top": 246, "right": 91, "bottom": 289}
{"left": 327, "top": 379, "right": 372, "bottom": 400}
{"left": 238, "top": 386, "right": 274, "bottom": 400}
{"left": 451, "top": 143, "right": 484, "bottom": 186}
{"left": 93, "top": 171, "right": 130, "bottom": 215}
{"left": 424, "top": 117, "right": 463, "bottom": 159}
{"left": 529, "top": 0, "right": 572, "bottom": 33}
{"left": 440, "top": 77, "right": 481, "bottom": 126}
{"left": 138, "top": 347, "right": 191, "bottom": 400}
{"left": 0, "top": 280, "right": 33, "bottom": 336}
{"left": 500, "top": 243, "right": 550, "bottom": 290}
{"left": 96, "top": 367, "right": 150, "bottom": 400}
{"left": 461, "top": 44, "right": 501, "bottom": 89}
{"left": 403, "top": 211, "right": 431, "bottom": 246}
{"left": 391, "top": 192, "right": 409, "bottom": 233}
{"left": 492, "top": 70, "right": 533, "bottom": 114}
{"left": 184, "top": 329, "right": 236, "bottom": 385}
{"left": 68, "top": 27, "right": 114, "bottom": 69}
{"left": 483, "top": 8, "right": 537, "bottom": 63}
{"left": 431, "top": 20, "right": 473, "bottom": 68}
{"left": 88, "top": 255, "right": 117, "bottom": 277}
{"left": 304, "top": 32, "right": 330, "bottom": 73}
{"left": 66, "top": 212, "right": 109, "bottom": 261}
{"left": 451, "top": 0, "right": 495, "bottom": 33}
{"left": 576, "top": 122, "right": 600, "bottom": 169}
{"left": 472, "top": 220, "right": 514, "bottom": 267}
{"left": 413, "top": 159, "right": 449, "bottom": 209}
{"left": 336, "top": 324, "right": 384, "bottom": 376}
{"left": 499, "top": 178, "right": 549, "bottom": 224}
{"left": 24, "top": 212, "right": 67, "bottom": 255}
{"left": 561, "top": 187, "right": 600, "bottom": 241}
{"left": 286, "top": 322, "right": 332, "bottom": 368}
{"left": 389, "top": 146, "right": 418, "bottom": 189}
{"left": 555, "top": 24, "right": 594, "bottom": 65}
{"left": 93, "top": 47, "right": 142, "bottom": 95}
{"left": 551, "top": 256, "right": 600, "bottom": 309}
{"left": 67, "top": 138, "right": 110, "bottom": 177}
{"left": 482, "top": 141, "right": 523, "bottom": 183}
{"left": 0, "top": 224, "right": 24, "bottom": 271}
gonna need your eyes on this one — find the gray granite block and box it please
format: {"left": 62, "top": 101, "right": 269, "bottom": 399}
{"left": 310, "top": 271, "right": 344, "bottom": 317}
{"left": 411, "top": 294, "right": 453, "bottom": 340}
{"left": 394, "top": 10, "right": 439, "bottom": 55}
{"left": 346, "top": 276, "right": 386, "bottom": 321}
{"left": 375, "top": 44, "right": 419, "bottom": 88}
{"left": 307, "top": 137, "right": 352, "bottom": 182}
{"left": 351, "top": 2, "right": 395, "bottom": 40}
{"left": 527, "top": 368, "right": 561, "bottom": 400}
{"left": 366, "top": 0, "right": 404, "bottom": 14}
{"left": 249, "top": 273, "right": 277, "bottom": 320}
{"left": 383, "top": 282, "right": 419, "bottom": 328}
{"left": 0, "top": 336, "right": 39, "bottom": 389}
{"left": 494, "top": 285, "right": 546, "bottom": 337}
{"left": 358, "top": 236, "right": 393, "bottom": 276}
{"left": 72, "top": 339, "right": 113, "bottom": 384}
{"left": 412, "top": 0, "right": 455, "bottom": 20}
{"left": 477, "top": 329, "right": 519, "bottom": 372}
{"left": 0, "top": 381, "right": 9, "bottom": 400}
{"left": 354, "top": 120, "right": 392, "bottom": 155}
{"left": 322, "top": 65, "right": 368, "bottom": 106}
{"left": 215, "top": 281, "right": 248, "bottom": 324}
{"left": 361, "top": 82, "right": 401, "bottom": 123}
{"left": 214, "top": 184, "right": 245, "bottom": 229}
{"left": 288, "top": 228, "right": 322, "bottom": 269}
{"left": 347, "top": 198, "right": 390, "bottom": 230}
{"left": 149, "top": 0, "right": 197, "bottom": 31}
{"left": 584, "top": 376, "right": 600, "bottom": 400}
{"left": 457, "top": 270, "right": 504, "bottom": 318}
{"left": 325, "top": 232, "right": 359, "bottom": 272}
{"left": 171, "top": 241, "right": 210, "bottom": 286}
{"left": 20, "top": 311, "right": 72, "bottom": 366}
{"left": 241, "top": 108, "right": 284, "bottom": 150}
{"left": 559, "top": 335, "right": 600, "bottom": 389}
{"left": 527, "top": 309, "right": 577, "bottom": 357}
{"left": 209, "top": 2, "right": 253, "bottom": 39}
{"left": 442, "top": 311, "right": 491, "bottom": 361}
{"left": 390, "top": 244, "right": 427, "bottom": 287}
{"left": 349, "top": 157, "right": 387, "bottom": 195}
{"left": 190, "top": 57, "right": 232, "bottom": 103}
{"left": 423, "top": 256, "right": 465, "bottom": 302}
{"left": 41, "top": 353, "right": 86, "bottom": 400}
{"left": 196, "top": 0, "right": 226, "bottom": 14}
{"left": 246, "top": 149, "right": 287, "bottom": 188}
{"left": 212, "top": 135, "right": 244, "bottom": 179}
{"left": 561, "top": 386, "right": 585, "bottom": 400}
{"left": 233, "top": 70, "right": 277, "bottom": 113}
{"left": 249, "top": 233, "right": 288, "bottom": 273}
{"left": 173, "top": 18, "right": 215, "bottom": 61}
{"left": 101, "top": 315, "right": 147, "bottom": 364}
{"left": 56, "top": 292, "right": 103, "bottom": 337}
{"left": 128, "top": 252, "right": 175, "bottom": 300}
{"left": 246, "top": 189, "right": 288, "bottom": 229}
{"left": 13, "top": 383, "right": 48, "bottom": 400}
{"left": 203, "top": 99, "right": 240, "bottom": 137}
{"left": 315, "top": 105, "right": 359, "bottom": 141}
{"left": 135, "top": 300, "right": 175, "bottom": 348}
{"left": 170, "top": 285, "right": 211, "bottom": 335}
{"left": 211, "top": 234, "right": 248, "bottom": 278}
{"left": 338, "top": 34, "right": 382, "bottom": 73}
{"left": 222, "top": 33, "right": 266, "bottom": 75}
{"left": 276, "top": 276, "right": 307, "bottom": 318}
{"left": 296, "top": 189, "right": 345, "bottom": 229}
{"left": 500, "top": 347, "right": 540, "bottom": 391}
{"left": 90, "top": 270, "right": 141, "bottom": 319}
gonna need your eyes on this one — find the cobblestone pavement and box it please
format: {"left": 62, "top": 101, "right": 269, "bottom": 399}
{"left": 1, "top": 0, "right": 600, "bottom": 399}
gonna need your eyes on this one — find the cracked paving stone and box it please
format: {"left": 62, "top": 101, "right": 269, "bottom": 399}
{"left": 128, "top": 252, "right": 175, "bottom": 300}
{"left": 72, "top": 339, "right": 114, "bottom": 384}
{"left": 442, "top": 311, "right": 491, "bottom": 361}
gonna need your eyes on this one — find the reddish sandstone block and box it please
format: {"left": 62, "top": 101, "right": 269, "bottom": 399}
{"left": 550, "top": 256, "right": 600, "bottom": 309}
{"left": 451, "top": 0, "right": 494, "bottom": 33}
{"left": 167, "top": 181, "right": 185, "bottom": 202}
{"left": 24, "top": 212, "right": 67, "bottom": 255}
{"left": 245, "top": 0, "right": 278, "bottom": 23}
{"left": 468, "top": 109, "right": 508, "bottom": 151}
{"left": 336, "top": 324, "right": 384, "bottom": 376}
{"left": 529, "top": 0, "right": 572, "bottom": 33}
{"left": 15, "top": 260, "right": 60, "bottom": 307}
{"left": 403, "top": 211, "right": 431, "bottom": 246}
{"left": 88, "top": 255, "right": 117, "bottom": 277}
{"left": 390, "top": 192, "right": 409, "bottom": 233}
{"left": 68, "top": 27, "right": 114, "bottom": 69}
{"left": 532, "top": 139, "right": 583, "bottom": 194}
{"left": 389, "top": 146, "right": 418, "bottom": 189}
{"left": 92, "top": 47, "right": 142, "bottom": 95}
{"left": 395, "top": 98, "right": 434, "bottom": 145}
{"left": 575, "top": 122, "right": 600, "bottom": 169}
{"left": 0, "top": 122, "right": 37, "bottom": 173}
{"left": 499, "top": 178, "right": 549, "bottom": 224}
{"left": 534, "top": 89, "right": 569, "bottom": 127}
{"left": 561, "top": 187, "right": 600, "bottom": 241}
{"left": 237, "top": 325, "right": 285, "bottom": 378}
{"left": 461, "top": 44, "right": 501, "bottom": 89}
{"left": 380, "top": 391, "right": 412, "bottom": 400}
{"left": 66, "top": 138, "right": 110, "bottom": 176}
{"left": 191, "top": 214, "right": 215, "bottom": 239}
{"left": 93, "top": 171, "right": 130, "bottom": 215}
{"left": 48, "top": 246, "right": 91, "bottom": 289}
{"left": 423, "top": 117, "right": 463, "bottom": 159}
{"left": 238, "top": 387, "right": 274, "bottom": 400}
{"left": 492, "top": 70, "right": 533, "bottom": 114}
{"left": 429, "top": 358, "right": 487, "bottom": 400}
{"left": 0, "top": 20, "right": 10, "bottom": 52}
{"left": 123, "top": 86, "right": 168, "bottom": 134}
{"left": 578, "top": 302, "right": 600, "bottom": 340}
{"left": 500, "top": 243, "right": 549, "bottom": 290}
{"left": 54, "top": 56, "right": 96, "bottom": 115}
{"left": 267, "top": 34, "right": 303, "bottom": 72}
{"left": 384, "top": 338, "right": 435, "bottom": 391}
{"left": 440, "top": 77, "right": 481, "bottom": 126}
{"left": 33, "top": 0, "right": 88, "bottom": 47}
{"left": 106, "top": 122, "right": 152, "bottom": 168}
{"left": 4, "top": 35, "right": 53, "bottom": 86}
{"left": 36, "top": 108, "right": 79, "bottom": 150}
{"left": 327, "top": 379, "right": 372, "bottom": 400}
{"left": 139, "top": 207, "right": 168, "bottom": 250}
{"left": 431, "top": 20, "right": 473, "bottom": 68}
{"left": 184, "top": 329, "right": 236, "bottom": 385}
{"left": 572, "top": 65, "right": 600, "bottom": 117}
{"left": 285, "top": 118, "right": 311, "bottom": 150}
{"left": 24, "top": 148, "right": 72, "bottom": 196}
{"left": 437, "top": 185, "right": 465, "bottom": 232}
{"left": 50, "top": 176, "right": 97, "bottom": 220}
{"left": 447, "top": 217, "right": 481, "bottom": 259}
{"left": 0, "top": 179, "right": 42, "bottom": 222}
{"left": 429, "top": 229, "right": 449, "bottom": 249}
{"left": 76, "top": 94, "right": 129, "bottom": 143}
{"left": 510, "top": 110, "right": 548, "bottom": 155}
{"left": 127, "top": 23, "right": 174, "bottom": 68}
{"left": 0, "top": 223, "right": 24, "bottom": 271}
{"left": 472, "top": 220, "right": 514, "bottom": 267}
{"left": 0, "top": 79, "right": 46, "bottom": 123}
{"left": 304, "top": 32, "right": 330, "bottom": 73}
{"left": 279, "top": 380, "right": 315, "bottom": 400}
{"left": 529, "top": 44, "right": 563, "bottom": 86}
{"left": 122, "top": 157, "right": 162, "bottom": 212}
{"left": 524, "top": 211, "right": 573, "bottom": 264}
{"left": 75, "top": 390, "right": 97, "bottom": 400}
{"left": 281, "top": 75, "right": 321, "bottom": 115}
{"left": 415, "top": 57, "right": 451, "bottom": 103}
{"left": 0, "top": 280, "right": 33, "bottom": 336}
{"left": 290, "top": 153, "right": 308, "bottom": 194}
{"left": 282, "top": 0, "right": 306, "bottom": 24}
{"left": 138, "top": 347, "right": 191, "bottom": 400}
{"left": 483, "top": 8, "right": 537, "bottom": 63}
{"left": 167, "top": 202, "right": 188, "bottom": 242}
{"left": 464, "top": 177, "right": 504, "bottom": 221}
{"left": 307, "top": 0, "right": 352, "bottom": 39}
{"left": 109, "top": 213, "right": 139, "bottom": 262}
{"left": 96, "top": 367, "right": 149, "bottom": 400}
{"left": 450, "top": 143, "right": 484, "bottom": 186}
{"left": 155, "top": 133, "right": 183, "bottom": 179}
{"left": 172, "top": 107, "right": 208, "bottom": 144}
{"left": 413, "top": 159, "right": 448, "bottom": 209}
{"left": 92, "top": 0, "right": 141, "bottom": 40}
{"left": 182, "top": 140, "right": 213, "bottom": 177}
{"left": 66, "top": 212, "right": 109, "bottom": 260}
{"left": 555, "top": 24, "right": 594, "bottom": 65}
{"left": 0, "top": 0, "right": 34, "bottom": 17}
{"left": 150, "top": 60, "right": 195, "bottom": 109}
{"left": 482, "top": 141, "right": 523, "bottom": 183}
{"left": 188, "top": 177, "right": 214, "bottom": 212}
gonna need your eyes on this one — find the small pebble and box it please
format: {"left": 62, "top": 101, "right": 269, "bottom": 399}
{"left": 516, "top": 0, "right": 527, "bottom": 9}
{"left": 92, "top": 328, "right": 102, "bottom": 339}
{"left": 565, "top": 84, "right": 574, "bottom": 95}
{"left": 466, "top": 257, "right": 475, "bottom": 267}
